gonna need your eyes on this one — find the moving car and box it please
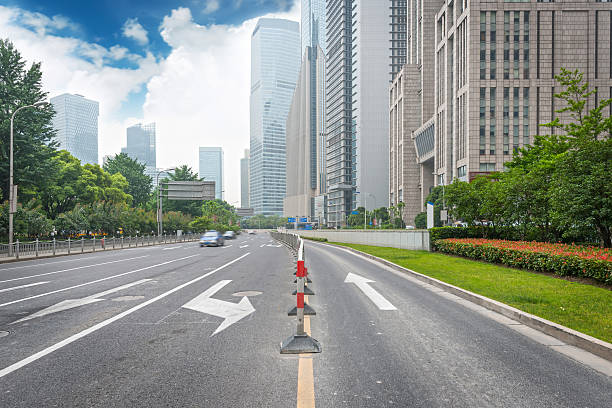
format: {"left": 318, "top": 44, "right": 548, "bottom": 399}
{"left": 223, "top": 231, "right": 235, "bottom": 240}
{"left": 247, "top": 230, "right": 256, "bottom": 235}
{"left": 200, "top": 231, "right": 224, "bottom": 247}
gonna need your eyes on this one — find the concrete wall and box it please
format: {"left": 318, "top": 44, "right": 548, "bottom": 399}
{"left": 295, "top": 229, "right": 430, "bottom": 251}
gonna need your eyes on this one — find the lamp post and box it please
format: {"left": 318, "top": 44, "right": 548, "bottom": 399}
{"left": 156, "top": 168, "right": 176, "bottom": 236}
{"left": 9, "top": 101, "right": 48, "bottom": 256}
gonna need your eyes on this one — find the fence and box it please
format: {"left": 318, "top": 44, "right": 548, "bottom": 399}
{"left": 0, "top": 233, "right": 200, "bottom": 261}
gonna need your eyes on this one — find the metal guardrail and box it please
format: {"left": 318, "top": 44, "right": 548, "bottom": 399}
{"left": 0, "top": 233, "right": 200, "bottom": 260}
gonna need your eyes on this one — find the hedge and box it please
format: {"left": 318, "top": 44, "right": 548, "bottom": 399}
{"left": 436, "top": 238, "right": 612, "bottom": 284}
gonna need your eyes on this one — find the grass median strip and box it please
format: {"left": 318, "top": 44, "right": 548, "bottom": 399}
{"left": 329, "top": 242, "right": 612, "bottom": 344}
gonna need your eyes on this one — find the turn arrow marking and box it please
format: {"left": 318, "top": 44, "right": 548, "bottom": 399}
{"left": 344, "top": 272, "right": 397, "bottom": 311}
{"left": 12, "top": 279, "right": 152, "bottom": 324}
{"left": 182, "top": 280, "right": 255, "bottom": 336}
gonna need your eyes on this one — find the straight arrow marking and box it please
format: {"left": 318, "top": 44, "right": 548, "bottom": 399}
{"left": 0, "top": 281, "right": 48, "bottom": 293}
{"left": 344, "top": 272, "right": 397, "bottom": 311}
{"left": 12, "top": 279, "right": 152, "bottom": 324}
{"left": 182, "top": 280, "right": 255, "bottom": 336}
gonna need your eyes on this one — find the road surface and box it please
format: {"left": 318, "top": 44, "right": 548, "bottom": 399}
{"left": 0, "top": 233, "right": 610, "bottom": 407}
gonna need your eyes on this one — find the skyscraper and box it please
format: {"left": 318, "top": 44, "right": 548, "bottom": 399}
{"left": 199, "top": 147, "right": 224, "bottom": 200}
{"left": 121, "top": 123, "right": 156, "bottom": 173}
{"left": 301, "top": 0, "right": 326, "bottom": 54}
{"left": 50, "top": 93, "right": 99, "bottom": 165}
{"left": 240, "top": 149, "right": 250, "bottom": 208}
{"left": 249, "top": 18, "right": 300, "bottom": 215}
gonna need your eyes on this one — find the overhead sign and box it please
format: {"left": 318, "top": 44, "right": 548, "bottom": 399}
{"left": 165, "top": 181, "right": 215, "bottom": 201}
{"left": 299, "top": 217, "right": 308, "bottom": 223}
{"left": 351, "top": 210, "right": 358, "bottom": 215}
{"left": 236, "top": 208, "right": 254, "bottom": 217}
{"left": 287, "top": 217, "right": 296, "bottom": 223}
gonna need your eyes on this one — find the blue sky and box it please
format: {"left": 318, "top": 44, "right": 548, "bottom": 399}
{"left": 1, "top": 0, "right": 300, "bottom": 203}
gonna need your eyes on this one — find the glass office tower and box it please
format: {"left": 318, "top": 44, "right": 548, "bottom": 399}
{"left": 249, "top": 18, "right": 300, "bottom": 215}
{"left": 199, "top": 147, "right": 224, "bottom": 200}
{"left": 301, "top": 0, "right": 327, "bottom": 54}
{"left": 50, "top": 93, "right": 99, "bottom": 165}
{"left": 121, "top": 123, "right": 157, "bottom": 175}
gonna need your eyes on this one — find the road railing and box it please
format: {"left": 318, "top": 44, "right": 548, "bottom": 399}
{"left": 0, "top": 233, "right": 200, "bottom": 261}
{"left": 271, "top": 230, "right": 321, "bottom": 354}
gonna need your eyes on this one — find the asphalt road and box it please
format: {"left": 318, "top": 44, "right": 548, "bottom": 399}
{"left": 0, "top": 233, "right": 610, "bottom": 407}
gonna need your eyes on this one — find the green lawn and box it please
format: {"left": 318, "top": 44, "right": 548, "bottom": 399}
{"left": 330, "top": 242, "right": 612, "bottom": 344}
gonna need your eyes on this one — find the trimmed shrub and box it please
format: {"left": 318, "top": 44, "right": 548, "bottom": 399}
{"left": 301, "top": 236, "right": 328, "bottom": 242}
{"left": 436, "top": 238, "right": 612, "bottom": 284}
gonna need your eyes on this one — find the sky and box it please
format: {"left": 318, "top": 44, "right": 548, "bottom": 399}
{"left": 0, "top": 0, "right": 300, "bottom": 206}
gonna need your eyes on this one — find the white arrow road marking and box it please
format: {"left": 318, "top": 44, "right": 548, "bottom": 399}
{"left": 344, "top": 272, "right": 397, "bottom": 311}
{"left": 12, "top": 279, "right": 152, "bottom": 324}
{"left": 240, "top": 245, "right": 249, "bottom": 248}
{"left": 266, "top": 244, "right": 282, "bottom": 248}
{"left": 182, "top": 280, "right": 255, "bottom": 336}
{"left": 0, "top": 281, "right": 49, "bottom": 293}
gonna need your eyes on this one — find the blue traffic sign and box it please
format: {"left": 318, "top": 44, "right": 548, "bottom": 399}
{"left": 351, "top": 210, "right": 358, "bottom": 215}
{"left": 299, "top": 217, "right": 308, "bottom": 222}
{"left": 287, "top": 217, "right": 296, "bottom": 222}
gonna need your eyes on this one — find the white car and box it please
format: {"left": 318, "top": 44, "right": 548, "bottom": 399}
{"left": 247, "top": 230, "right": 256, "bottom": 234}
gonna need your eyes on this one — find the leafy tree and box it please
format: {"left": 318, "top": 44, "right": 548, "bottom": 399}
{"left": 190, "top": 216, "right": 211, "bottom": 232}
{"left": 0, "top": 201, "right": 52, "bottom": 239}
{"left": 201, "top": 199, "right": 237, "bottom": 226}
{"left": 0, "top": 39, "right": 57, "bottom": 204}
{"left": 103, "top": 153, "right": 152, "bottom": 207}
{"left": 38, "top": 150, "right": 83, "bottom": 219}
{"left": 414, "top": 212, "right": 427, "bottom": 229}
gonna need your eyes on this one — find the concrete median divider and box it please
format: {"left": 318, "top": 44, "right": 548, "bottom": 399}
{"left": 295, "top": 229, "right": 431, "bottom": 251}
{"left": 271, "top": 231, "right": 321, "bottom": 354}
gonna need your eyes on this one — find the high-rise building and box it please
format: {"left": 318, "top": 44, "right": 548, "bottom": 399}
{"left": 121, "top": 123, "right": 156, "bottom": 176}
{"left": 325, "top": 0, "right": 391, "bottom": 227}
{"left": 391, "top": 0, "right": 612, "bottom": 226}
{"left": 199, "top": 147, "right": 224, "bottom": 200}
{"left": 240, "top": 149, "right": 250, "bottom": 208}
{"left": 301, "top": 0, "right": 327, "bottom": 54}
{"left": 50, "top": 93, "right": 99, "bottom": 165}
{"left": 249, "top": 18, "right": 301, "bottom": 216}
{"left": 284, "top": 45, "right": 326, "bottom": 219}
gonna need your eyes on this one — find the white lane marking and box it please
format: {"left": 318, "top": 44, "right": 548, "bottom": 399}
{"left": 0, "top": 281, "right": 49, "bottom": 293}
{"left": 183, "top": 280, "right": 255, "bottom": 336}
{"left": 0, "top": 256, "right": 148, "bottom": 284}
{"left": 260, "top": 244, "right": 266, "bottom": 247}
{"left": 239, "top": 245, "right": 249, "bottom": 248}
{"left": 0, "top": 253, "right": 250, "bottom": 379}
{"left": 222, "top": 245, "right": 233, "bottom": 249}
{"left": 12, "top": 279, "right": 152, "bottom": 324}
{"left": 0, "top": 255, "right": 119, "bottom": 272}
{"left": 0, "top": 255, "right": 198, "bottom": 308}
{"left": 163, "top": 246, "right": 183, "bottom": 251}
{"left": 344, "top": 272, "right": 397, "bottom": 311}
{"left": 266, "top": 244, "right": 282, "bottom": 248}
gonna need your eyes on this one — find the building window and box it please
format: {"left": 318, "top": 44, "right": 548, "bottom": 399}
{"left": 503, "top": 87, "right": 509, "bottom": 155}
{"left": 479, "top": 163, "right": 496, "bottom": 171}
{"left": 480, "top": 12, "right": 486, "bottom": 80}
{"left": 595, "top": 11, "right": 599, "bottom": 79}
{"left": 551, "top": 11, "right": 555, "bottom": 78}
{"left": 457, "top": 165, "right": 466, "bottom": 178}
{"left": 480, "top": 87, "right": 486, "bottom": 155}
{"left": 490, "top": 11, "right": 497, "bottom": 80}
{"left": 524, "top": 11, "right": 529, "bottom": 79}
{"left": 513, "top": 87, "right": 519, "bottom": 152}
{"left": 504, "top": 12, "right": 510, "bottom": 80}
{"left": 536, "top": 11, "right": 540, "bottom": 78}
{"left": 513, "top": 12, "right": 520, "bottom": 79}
{"left": 523, "top": 88, "right": 529, "bottom": 146}
{"left": 490, "top": 87, "right": 496, "bottom": 155}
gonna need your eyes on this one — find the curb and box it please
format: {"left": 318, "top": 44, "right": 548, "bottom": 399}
{"left": 321, "top": 242, "right": 612, "bottom": 363}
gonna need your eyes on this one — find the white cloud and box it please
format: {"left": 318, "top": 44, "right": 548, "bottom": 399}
{"left": 143, "top": 3, "right": 300, "bottom": 205}
{"left": 122, "top": 18, "right": 148, "bottom": 45}
{"left": 203, "top": 0, "right": 220, "bottom": 14}
{"left": 0, "top": 5, "right": 160, "bottom": 166}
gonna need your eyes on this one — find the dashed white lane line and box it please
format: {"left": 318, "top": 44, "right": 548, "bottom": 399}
{"left": 240, "top": 245, "right": 249, "bottom": 248}
{"left": 0, "top": 256, "right": 148, "bottom": 285}
{"left": 0, "top": 254, "right": 198, "bottom": 308}
{"left": 0, "top": 281, "right": 49, "bottom": 293}
{"left": 222, "top": 245, "right": 233, "bottom": 249}
{"left": 163, "top": 246, "right": 183, "bottom": 250}
{"left": 0, "top": 252, "right": 250, "bottom": 379}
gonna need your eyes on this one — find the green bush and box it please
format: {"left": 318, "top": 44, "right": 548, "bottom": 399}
{"left": 302, "top": 236, "right": 327, "bottom": 242}
{"left": 436, "top": 239, "right": 612, "bottom": 284}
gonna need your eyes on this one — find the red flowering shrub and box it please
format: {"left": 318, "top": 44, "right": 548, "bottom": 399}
{"left": 435, "top": 238, "right": 612, "bottom": 284}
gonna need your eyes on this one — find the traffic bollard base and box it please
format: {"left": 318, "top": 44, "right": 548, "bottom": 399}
{"left": 280, "top": 334, "right": 322, "bottom": 354}
{"left": 292, "top": 286, "right": 315, "bottom": 296}
{"left": 288, "top": 303, "right": 316, "bottom": 316}
{"left": 294, "top": 277, "right": 312, "bottom": 283}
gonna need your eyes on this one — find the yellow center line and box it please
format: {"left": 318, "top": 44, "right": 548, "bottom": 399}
{"left": 297, "top": 295, "right": 315, "bottom": 408}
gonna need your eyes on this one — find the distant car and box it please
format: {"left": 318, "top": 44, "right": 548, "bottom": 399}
{"left": 223, "top": 231, "right": 235, "bottom": 239}
{"left": 200, "top": 231, "right": 224, "bottom": 247}
{"left": 405, "top": 225, "right": 415, "bottom": 230}
{"left": 248, "top": 230, "right": 256, "bottom": 235}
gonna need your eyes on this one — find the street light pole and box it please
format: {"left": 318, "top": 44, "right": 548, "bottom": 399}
{"left": 8, "top": 102, "right": 48, "bottom": 256}
{"left": 156, "top": 168, "right": 175, "bottom": 237}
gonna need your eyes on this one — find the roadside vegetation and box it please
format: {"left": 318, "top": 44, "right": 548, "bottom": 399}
{"left": 330, "top": 242, "right": 612, "bottom": 343}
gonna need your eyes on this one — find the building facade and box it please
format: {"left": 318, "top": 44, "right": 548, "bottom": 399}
{"left": 50, "top": 93, "right": 99, "bottom": 165}
{"left": 121, "top": 123, "right": 156, "bottom": 175}
{"left": 249, "top": 18, "right": 301, "bottom": 216}
{"left": 199, "top": 147, "right": 224, "bottom": 200}
{"left": 240, "top": 149, "right": 250, "bottom": 208}
{"left": 302, "top": 0, "right": 327, "bottom": 54}
{"left": 284, "top": 45, "right": 326, "bottom": 219}
{"left": 391, "top": 0, "right": 612, "bottom": 226}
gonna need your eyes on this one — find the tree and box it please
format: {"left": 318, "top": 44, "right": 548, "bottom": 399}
{"left": 201, "top": 199, "right": 237, "bottom": 226}
{"left": 103, "top": 153, "right": 152, "bottom": 207}
{"left": 0, "top": 39, "right": 57, "bottom": 205}
{"left": 414, "top": 212, "right": 427, "bottom": 229}
{"left": 545, "top": 69, "right": 612, "bottom": 247}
